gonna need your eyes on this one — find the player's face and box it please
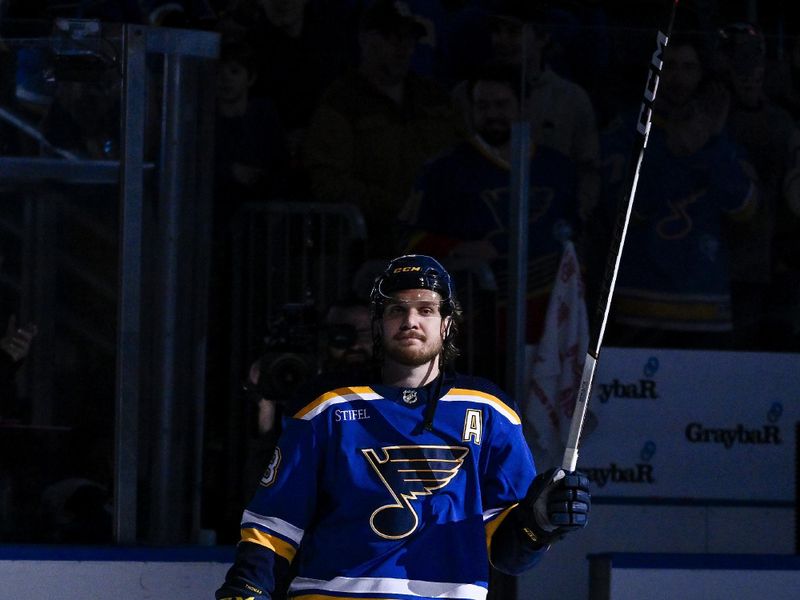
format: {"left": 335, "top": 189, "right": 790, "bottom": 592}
{"left": 381, "top": 289, "right": 448, "bottom": 367}
{"left": 472, "top": 80, "right": 519, "bottom": 146}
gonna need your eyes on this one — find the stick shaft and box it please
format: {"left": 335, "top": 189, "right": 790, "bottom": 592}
{"left": 561, "top": 0, "right": 680, "bottom": 472}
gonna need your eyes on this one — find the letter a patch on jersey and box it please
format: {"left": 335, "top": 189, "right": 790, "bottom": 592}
{"left": 259, "top": 448, "right": 282, "bottom": 487}
{"left": 463, "top": 409, "right": 483, "bottom": 445}
{"left": 361, "top": 445, "right": 469, "bottom": 540}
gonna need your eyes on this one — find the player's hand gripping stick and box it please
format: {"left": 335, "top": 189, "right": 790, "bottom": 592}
{"left": 518, "top": 467, "right": 591, "bottom": 547}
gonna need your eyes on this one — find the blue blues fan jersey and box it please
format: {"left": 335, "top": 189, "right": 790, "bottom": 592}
{"left": 403, "top": 137, "right": 579, "bottom": 292}
{"left": 601, "top": 114, "right": 756, "bottom": 332}
{"left": 400, "top": 136, "right": 579, "bottom": 343}
{"left": 218, "top": 372, "right": 540, "bottom": 600}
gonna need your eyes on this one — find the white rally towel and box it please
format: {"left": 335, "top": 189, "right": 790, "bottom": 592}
{"left": 524, "top": 240, "right": 590, "bottom": 468}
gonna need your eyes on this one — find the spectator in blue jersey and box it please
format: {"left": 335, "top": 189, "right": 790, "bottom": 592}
{"left": 451, "top": 0, "right": 600, "bottom": 223}
{"left": 715, "top": 22, "right": 800, "bottom": 350}
{"left": 216, "top": 254, "right": 590, "bottom": 600}
{"left": 302, "top": 0, "right": 463, "bottom": 259}
{"left": 600, "top": 30, "right": 758, "bottom": 350}
{"left": 398, "top": 61, "right": 579, "bottom": 376}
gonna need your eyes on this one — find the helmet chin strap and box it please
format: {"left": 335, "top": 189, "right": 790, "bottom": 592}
{"left": 422, "top": 356, "right": 444, "bottom": 432}
{"left": 422, "top": 327, "right": 450, "bottom": 432}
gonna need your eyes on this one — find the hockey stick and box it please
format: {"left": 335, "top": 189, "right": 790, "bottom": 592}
{"left": 561, "top": 0, "right": 680, "bottom": 473}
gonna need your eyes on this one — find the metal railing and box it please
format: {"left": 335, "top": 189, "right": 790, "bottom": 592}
{"left": 0, "top": 22, "right": 219, "bottom": 545}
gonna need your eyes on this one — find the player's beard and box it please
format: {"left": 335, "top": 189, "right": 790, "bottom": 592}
{"left": 383, "top": 334, "right": 443, "bottom": 367}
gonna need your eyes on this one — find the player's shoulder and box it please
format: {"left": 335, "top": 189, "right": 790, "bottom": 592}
{"left": 444, "top": 373, "right": 522, "bottom": 425}
{"left": 449, "top": 372, "right": 506, "bottom": 395}
{"left": 285, "top": 368, "right": 381, "bottom": 420}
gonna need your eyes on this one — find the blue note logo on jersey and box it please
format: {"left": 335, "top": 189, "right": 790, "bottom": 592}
{"left": 362, "top": 445, "right": 469, "bottom": 539}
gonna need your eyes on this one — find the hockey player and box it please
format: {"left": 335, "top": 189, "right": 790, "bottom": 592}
{"left": 215, "top": 254, "right": 590, "bottom": 600}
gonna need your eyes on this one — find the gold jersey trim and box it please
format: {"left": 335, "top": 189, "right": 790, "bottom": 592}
{"left": 241, "top": 527, "right": 297, "bottom": 562}
{"left": 293, "top": 386, "right": 382, "bottom": 420}
{"left": 442, "top": 388, "right": 520, "bottom": 425}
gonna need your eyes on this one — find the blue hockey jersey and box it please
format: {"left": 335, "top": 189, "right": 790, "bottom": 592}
{"left": 217, "top": 372, "right": 542, "bottom": 600}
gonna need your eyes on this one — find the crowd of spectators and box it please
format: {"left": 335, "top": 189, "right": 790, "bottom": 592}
{"left": 208, "top": 0, "right": 798, "bottom": 357}
{"left": 2, "top": 0, "right": 799, "bottom": 357}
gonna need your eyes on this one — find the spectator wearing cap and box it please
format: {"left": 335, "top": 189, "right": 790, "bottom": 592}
{"left": 302, "top": 0, "right": 464, "bottom": 260}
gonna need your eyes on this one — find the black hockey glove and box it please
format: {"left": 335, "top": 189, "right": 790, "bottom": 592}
{"left": 517, "top": 467, "right": 590, "bottom": 548}
{"left": 215, "top": 580, "right": 265, "bottom": 600}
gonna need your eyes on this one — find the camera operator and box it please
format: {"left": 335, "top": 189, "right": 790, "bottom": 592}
{"left": 317, "top": 297, "right": 373, "bottom": 373}
{"left": 237, "top": 295, "right": 373, "bottom": 600}
{"left": 245, "top": 295, "right": 373, "bottom": 437}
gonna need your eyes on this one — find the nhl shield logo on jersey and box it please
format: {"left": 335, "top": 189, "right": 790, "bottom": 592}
{"left": 361, "top": 445, "right": 469, "bottom": 539}
{"left": 259, "top": 448, "right": 282, "bottom": 487}
{"left": 401, "top": 389, "right": 418, "bottom": 404}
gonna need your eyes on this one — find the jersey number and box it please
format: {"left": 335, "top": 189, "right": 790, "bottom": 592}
{"left": 259, "top": 448, "right": 282, "bottom": 487}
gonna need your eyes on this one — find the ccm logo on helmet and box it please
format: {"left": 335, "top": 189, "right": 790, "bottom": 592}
{"left": 393, "top": 266, "right": 421, "bottom": 273}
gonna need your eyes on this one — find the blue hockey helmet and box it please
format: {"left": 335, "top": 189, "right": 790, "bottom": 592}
{"left": 370, "top": 254, "right": 456, "bottom": 315}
